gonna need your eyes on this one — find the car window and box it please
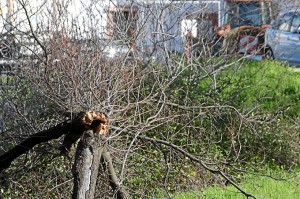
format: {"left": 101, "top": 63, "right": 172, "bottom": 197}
{"left": 291, "top": 15, "right": 300, "bottom": 33}
{"left": 269, "top": 20, "right": 280, "bottom": 29}
{"left": 278, "top": 13, "right": 293, "bottom": 31}
{"left": 225, "top": 2, "right": 263, "bottom": 28}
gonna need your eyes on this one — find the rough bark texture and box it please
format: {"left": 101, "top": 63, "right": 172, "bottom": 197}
{"left": 72, "top": 130, "right": 105, "bottom": 199}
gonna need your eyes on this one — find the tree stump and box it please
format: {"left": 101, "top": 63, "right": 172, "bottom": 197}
{"left": 72, "top": 130, "right": 106, "bottom": 199}
{"left": 72, "top": 111, "right": 127, "bottom": 199}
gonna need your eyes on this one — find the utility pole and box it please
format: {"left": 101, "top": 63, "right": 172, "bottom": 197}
{"left": 52, "top": 0, "right": 58, "bottom": 28}
{"left": 6, "top": 0, "right": 14, "bottom": 31}
{"left": 1, "top": 0, "right": 15, "bottom": 134}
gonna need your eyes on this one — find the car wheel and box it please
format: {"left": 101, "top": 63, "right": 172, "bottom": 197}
{"left": 264, "top": 47, "right": 274, "bottom": 60}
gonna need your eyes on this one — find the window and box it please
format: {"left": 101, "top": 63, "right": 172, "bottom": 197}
{"left": 291, "top": 15, "right": 300, "bottom": 33}
{"left": 278, "top": 13, "right": 293, "bottom": 32}
{"left": 107, "top": 7, "right": 138, "bottom": 44}
{"left": 225, "top": 2, "right": 264, "bottom": 28}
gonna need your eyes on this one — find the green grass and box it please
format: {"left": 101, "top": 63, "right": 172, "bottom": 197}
{"left": 197, "top": 60, "right": 300, "bottom": 117}
{"left": 169, "top": 172, "right": 300, "bottom": 199}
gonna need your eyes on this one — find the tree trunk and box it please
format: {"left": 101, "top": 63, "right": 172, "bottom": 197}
{"left": 72, "top": 130, "right": 106, "bottom": 199}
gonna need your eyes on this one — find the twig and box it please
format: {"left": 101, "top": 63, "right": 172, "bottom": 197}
{"left": 136, "top": 133, "right": 257, "bottom": 199}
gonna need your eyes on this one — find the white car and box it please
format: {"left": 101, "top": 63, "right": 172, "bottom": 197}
{"left": 264, "top": 11, "right": 300, "bottom": 66}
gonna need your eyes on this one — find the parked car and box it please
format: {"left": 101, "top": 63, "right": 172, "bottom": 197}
{"left": 264, "top": 11, "right": 300, "bottom": 66}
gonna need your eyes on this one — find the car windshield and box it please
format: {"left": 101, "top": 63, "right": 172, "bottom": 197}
{"left": 225, "top": 2, "right": 271, "bottom": 28}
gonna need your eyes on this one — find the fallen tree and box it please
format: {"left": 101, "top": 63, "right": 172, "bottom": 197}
{"left": 0, "top": 110, "right": 258, "bottom": 199}
{"left": 0, "top": 112, "right": 84, "bottom": 172}
{"left": 0, "top": 111, "right": 127, "bottom": 199}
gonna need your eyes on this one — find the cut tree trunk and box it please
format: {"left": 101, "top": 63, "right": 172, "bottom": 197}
{"left": 72, "top": 130, "right": 105, "bottom": 199}
{"left": 72, "top": 131, "right": 128, "bottom": 199}
{"left": 71, "top": 111, "right": 127, "bottom": 199}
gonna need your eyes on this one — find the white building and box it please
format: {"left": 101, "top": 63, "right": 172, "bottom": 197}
{"left": 0, "top": 0, "right": 223, "bottom": 56}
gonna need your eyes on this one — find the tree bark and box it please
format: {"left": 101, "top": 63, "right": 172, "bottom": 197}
{"left": 72, "top": 130, "right": 106, "bottom": 199}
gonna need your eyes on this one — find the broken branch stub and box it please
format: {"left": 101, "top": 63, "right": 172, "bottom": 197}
{"left": 61, "top": 111, "right": 109, "bottom": 153}
{"left": 81, "top": 111, "right": 109, "bottom": 135}
{"left": 0, "top": 111, "right": 109, "bottom": 172}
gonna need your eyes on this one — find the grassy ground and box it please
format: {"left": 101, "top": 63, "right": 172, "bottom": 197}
{"left": 169, "top": 172, "right": 300, "bottom": 199}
